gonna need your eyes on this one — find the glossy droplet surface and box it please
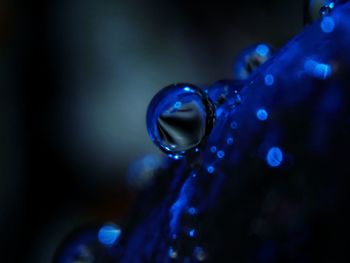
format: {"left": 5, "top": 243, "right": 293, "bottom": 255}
{"left": 234, "top": 44, "right": 273, "bottom": 80}
{"left": 147, "top": 83, "right": 215, "bottom": 157}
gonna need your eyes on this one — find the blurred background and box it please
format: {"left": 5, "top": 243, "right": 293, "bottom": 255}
{"left": 0, "top": 0, "right": 304, "bottom": 262}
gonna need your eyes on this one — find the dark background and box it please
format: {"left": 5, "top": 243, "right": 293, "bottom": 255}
{"left": 0, "top": 0, "right": 304, "bottom": 262}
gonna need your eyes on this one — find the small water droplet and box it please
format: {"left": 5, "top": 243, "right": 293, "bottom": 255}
{"left": 207, "top": 166, "right": 215, "bottom": 174}
{"left": 266, "top": 147, "right": 283, "bottom": 167}
{"left": 217, "top": 150, "right": 225, "bottom": 159}
{"left": 98, "top": 223, "right": 122, "bottom": 246}
{"left": 234, "top": 43, "right": 274, "bottom": 80}
{"left": 147, "top": 83, "right": 215, "bottom": 158}
{"left": 256, "top": 109, "right": 269, "bottom": 121}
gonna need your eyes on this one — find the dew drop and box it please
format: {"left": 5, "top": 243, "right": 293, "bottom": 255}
{"left": 210, "top": 146, "right": 217, "bottom": 153}
{"left": 207, "top": 166, "right": 215, "bottom": 174}
{"left": 256, "top": 109, "right": 269, "bottom": 121}
{"left": 98, "top": 223, "right": 122, "bottom": 246}
{"left": 217, "top": 150, "right": 225, "bottom": 159}
{"left": 266, "top": 147, "right": 283, "bottom": 167}
{"left": 147, "top": 83, "right": 215, "bottom": 158}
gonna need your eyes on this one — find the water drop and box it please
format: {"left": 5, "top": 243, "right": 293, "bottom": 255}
{"left": 147, "top": 83, "right": 215, "bottom": 158}
{"left": 256, "top": 109, "right": 269, "bottom": 121}
{"left": 98, "top": 223, "right": 122, "bottom": 246}
{"left": 207, "top": 166, "right": 215, "bottom": 174}
{"left": 210, "top": 146, "right": 217, "bottom": 153}
{"left": 266, "top": 147, "right": 283, "bottom": 167}
{"left": 234, "top": 43, "right": 274, "bottom": 80}
{"left": 217, "top": 150, "right": 225, "bottom": 159}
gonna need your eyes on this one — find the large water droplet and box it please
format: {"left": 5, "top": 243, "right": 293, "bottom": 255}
{"left": 234, "top": 44, "right": 273, "bottom": 80}
{"left": 147, "top": 83, "right": 215, "bottom": 158}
